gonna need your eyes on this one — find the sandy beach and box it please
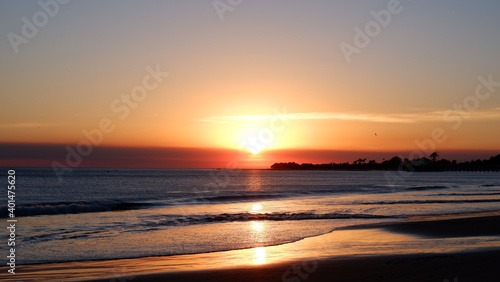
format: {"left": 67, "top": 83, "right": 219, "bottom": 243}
{"left": 85, "top": 250, "right": 500, "bottom": 282}
{"left": 2, "top": 211, "right": 499, "bottom": 282}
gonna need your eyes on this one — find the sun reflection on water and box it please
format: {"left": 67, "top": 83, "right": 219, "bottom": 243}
{"left": 251, "top": 221, "right": 264, "bottom": 232}
{"left": 248, "top": 200, "right": 268, "bottom": 264}
{"left": 246, "top": 170, "right": 263, "bottom": 191}
{"left": 253, "top": 247, "right": 266, "bottom": 264}
{"left": 249, "top": 220, "right": 267, "bottom": 264}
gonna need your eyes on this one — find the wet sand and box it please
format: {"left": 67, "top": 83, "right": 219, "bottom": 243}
{"left": 3, "top": 212, "right": 500, "bottom": 281}
{"left": 382, "top": 215, "right": 500, "bottom": 238}
{"left": 86, "top": 213, "right": 500, "bottom": 282}
{"left": 85, "top": 250, "right": 500, "bottom": 282}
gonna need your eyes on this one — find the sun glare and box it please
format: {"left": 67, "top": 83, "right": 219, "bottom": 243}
{"left": 249, "top": 147, "right": 261, "bottom": 155}
{"left": 240, "top": 138, "right": 264, "bottom": 155}
{"left": 253, "top": 247, "right": 266, "bottom": 264}
{"left": 251, "top": 221, "right": 264, "bottom": 232}
{"left": 237, "top": 124, "right": 275, "bottom": 155}
{"left": 252, "top": 203, "right": 263, "bottom": 212}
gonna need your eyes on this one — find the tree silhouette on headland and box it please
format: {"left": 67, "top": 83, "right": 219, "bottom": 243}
{"left": 270, "top": 154, "right": 500, "bottom": 172}
{"left": 430, "top": 152, "right": 439, "bottom": 162}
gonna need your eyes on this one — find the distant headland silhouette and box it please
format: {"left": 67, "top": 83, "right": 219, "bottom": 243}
{"left": 271, "top": 153, "right": 500, "bottom": 172}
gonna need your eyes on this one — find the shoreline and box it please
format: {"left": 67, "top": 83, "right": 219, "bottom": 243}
{"left": 85, "top": 250, "right": 500, "bottom": 282}
{"left": 2, "top": 211, "right": 500, "bottom": 281}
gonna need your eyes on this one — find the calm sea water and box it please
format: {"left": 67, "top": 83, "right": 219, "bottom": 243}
{"left": 2, "top": 168, "right": 500, "bottom": 264}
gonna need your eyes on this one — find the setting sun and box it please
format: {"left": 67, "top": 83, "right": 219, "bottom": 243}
{"left": 250, "top": 148, "right": 262, "bottom": 155}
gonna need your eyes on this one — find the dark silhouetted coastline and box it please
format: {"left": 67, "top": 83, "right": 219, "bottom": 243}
{"left": 271, "top": 154, "right": 500, "bottom": 172}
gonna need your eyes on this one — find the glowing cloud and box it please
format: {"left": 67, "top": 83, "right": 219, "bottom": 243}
{"left": 197, "top": 107, "right": 500, "bottom": 124}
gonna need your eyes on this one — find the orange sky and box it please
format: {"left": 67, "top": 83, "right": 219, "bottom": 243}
{"left": 1, "top": 1, "right": 500, "bottom": 168}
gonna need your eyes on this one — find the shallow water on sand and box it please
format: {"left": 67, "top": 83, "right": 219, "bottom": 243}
{"left": 4, "top": 214, "right": 500, "bottom": 282}
{"left": 2, "top": 168, "right": 500, "bottom": 264}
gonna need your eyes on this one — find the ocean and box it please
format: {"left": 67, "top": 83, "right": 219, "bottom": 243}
{"left": 2, "top": 168, "right": 500, "bottom": 265}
